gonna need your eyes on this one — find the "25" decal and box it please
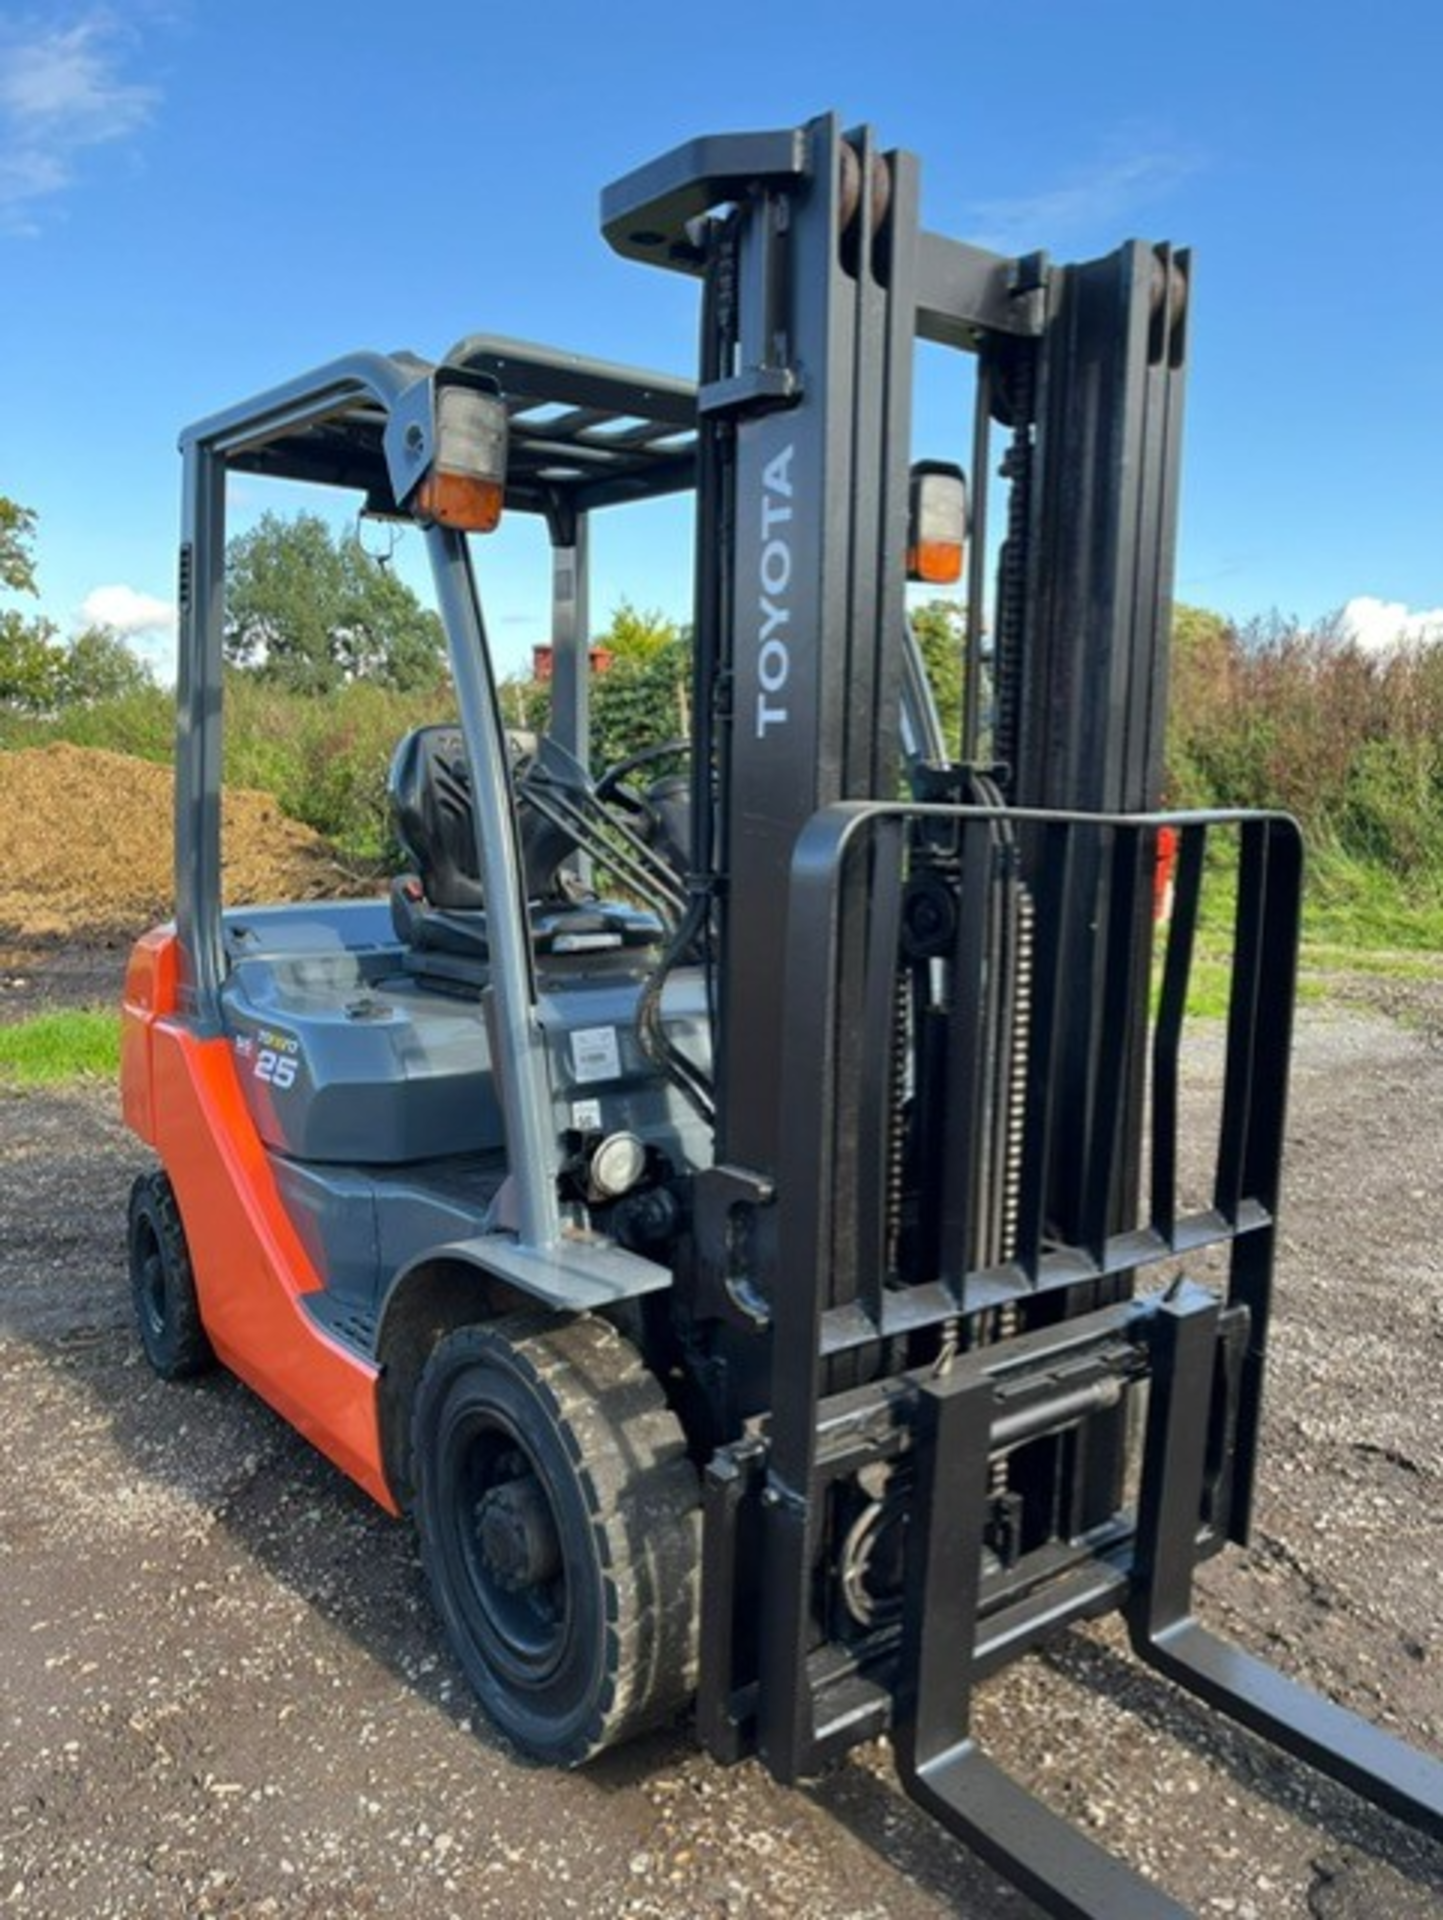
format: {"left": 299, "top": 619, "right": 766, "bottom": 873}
{"left": 255, "top": 1048, "right": 298, "bottom": 1091}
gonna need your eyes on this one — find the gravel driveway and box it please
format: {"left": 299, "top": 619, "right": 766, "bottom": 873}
{"left": 0, "top": 1001, "right": 1439, "bottom": 1918}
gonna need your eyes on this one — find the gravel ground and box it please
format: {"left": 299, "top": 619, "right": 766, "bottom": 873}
{"left": 0, "top": 997, "right": 1439, "bottom": 1919}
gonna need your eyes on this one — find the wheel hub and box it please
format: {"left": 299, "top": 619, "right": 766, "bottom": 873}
{"left": 475, "top": 1474, "right": 561, "bottom": 1592}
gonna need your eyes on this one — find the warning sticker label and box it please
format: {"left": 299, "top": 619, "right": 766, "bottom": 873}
{"left": 570, "top": 1025, "right": 622, "bottom": 1084}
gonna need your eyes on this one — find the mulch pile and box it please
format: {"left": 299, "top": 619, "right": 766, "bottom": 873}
{"left": 0, "top": 743, "right": 351, "bottom": 941}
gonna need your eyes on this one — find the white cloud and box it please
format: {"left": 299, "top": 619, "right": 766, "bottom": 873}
{"left": 80, "top": 582, "right": 175, "bottom": 638}
{"left": 78, "top": 581, "right": 176, "bottom": 680}
{"left": 967, "top": 150, "right": 1199, "bottom": 256}
{"left": 0, "top": 14, "right": 157, "bottom": 233}
{"left": 1341, "top": 595, "right": 1443, "bottom": 654}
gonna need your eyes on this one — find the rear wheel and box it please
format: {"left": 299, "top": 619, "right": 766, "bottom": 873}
{"left": 412, "top": 1312, "right": 699, "bottom": 1765}
{"left": 127, "top": 1171, "right": 214, "bottom": 1379}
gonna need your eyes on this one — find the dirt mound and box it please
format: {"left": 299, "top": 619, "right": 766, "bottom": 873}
{"left": 0, "top": 743, "right": 352, "bottom": 940}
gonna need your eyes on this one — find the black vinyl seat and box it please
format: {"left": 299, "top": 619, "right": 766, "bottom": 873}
{"left": 390, "top": 726, "right": 487, "bottom": 912}
{"left": 388, "top": 725, "right": 492, "bottom": 967}
{"left": 387, "top": 725, "right": 662, "bottom": 983}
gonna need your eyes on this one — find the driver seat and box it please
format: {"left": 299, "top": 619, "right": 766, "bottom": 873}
{"left": 387, "top": 725, "right": 660, "bottom": 987}
{"left": 388, "top": 726, "right": 492, "bottom": 972}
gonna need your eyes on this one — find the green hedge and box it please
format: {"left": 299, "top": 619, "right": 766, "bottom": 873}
{"left": 5, "top": 611, "right": 1440, "bottom": 909}
{"left": 0, "top": 674, "right": 452, "bottom": 862}
{"left": 1167, "top": 611, "right": 1443, "bottom": 889}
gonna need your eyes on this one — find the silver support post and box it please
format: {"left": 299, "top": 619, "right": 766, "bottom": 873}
{"left": 426, "top": 525, "right": 562, "bottom": 1253}
{"left": 549, "top": 514, "right": 591, "bottom": 766}
{"left": 550, "top": 514, "right": 592, "bottom": 888}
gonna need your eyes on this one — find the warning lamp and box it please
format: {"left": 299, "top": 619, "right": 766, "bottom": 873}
{"left": 589, "top": 1131, "right": 647, "bottom": 1200}
{"left": 414, "top": 384, "right": 508, "bottom": 531}
{"left": 384, "top": 372, "right": 509, "bottom": 534}
{"left": 906, "top": 461, "right": 967, "bottom": 585}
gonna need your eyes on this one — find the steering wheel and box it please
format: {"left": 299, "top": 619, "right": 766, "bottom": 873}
{"left": 594, "top": 738, "right": 691, "bottom": 811}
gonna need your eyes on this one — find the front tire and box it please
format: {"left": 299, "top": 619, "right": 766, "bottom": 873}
{"left": 412, "top": 1313, "right": 699, "bottom": 1765}
{"left": 127, "top": 1171, "right": 214, "bottom": 1379}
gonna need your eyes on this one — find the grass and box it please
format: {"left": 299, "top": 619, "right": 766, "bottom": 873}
{"left": 1301, "top": 942, "right": 1443, "bottom": 981}
{"left": 1153, "top": 831, "right": 1442, "bottom": 1025}
{"left": 1301, "top": 846, "right": 1443, "bottom": 956}
{"left": 0, "top": 1008, "right": 122, "bottom": 1087}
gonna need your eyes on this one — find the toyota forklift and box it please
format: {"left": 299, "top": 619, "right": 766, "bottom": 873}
{"left": 121, "top": 112, "right": 1442, "bottom": 1916}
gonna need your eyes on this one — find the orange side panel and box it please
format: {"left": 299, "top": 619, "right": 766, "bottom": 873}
{"left": 145, "top": 1016, "right": 397, "bottom": 1514}
{"left": 121, "top": 927, "right": 180, "bottom": 1144}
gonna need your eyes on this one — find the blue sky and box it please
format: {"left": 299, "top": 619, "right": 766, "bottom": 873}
{"left": 2, "top": 0, "right": 1441, "bottom": 681}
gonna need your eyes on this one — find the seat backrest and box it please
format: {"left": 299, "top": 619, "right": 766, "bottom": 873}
{"left": 388, "top": 725, "right": 485, "bottom": 912}
{"left": 388, "top": 724, "right": 666, "bottom": 972}
{"left": 389, "top": 724, "right": 586, "bottom": 912}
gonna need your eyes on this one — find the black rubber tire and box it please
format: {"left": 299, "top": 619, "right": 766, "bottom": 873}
{"left": 127, "top": 1171, "right": 215, "bottom": 1380}
{"left": 412, "top": 1312, "right": 700, "bottom": 1766}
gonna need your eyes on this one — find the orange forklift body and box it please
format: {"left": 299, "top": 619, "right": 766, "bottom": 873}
{"left": 122, "top": 928, "right": 394, "bottom": 1510}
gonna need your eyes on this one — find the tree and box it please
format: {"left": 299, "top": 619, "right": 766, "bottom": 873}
{"left": 224, "top": 511, "right": 447, "bottom": 694}
{"left": 908, "top": 597, "right": 966, "bottom": 751}
{"left": 0, "top": 616, "right": 154, "bottom": 712}
{"left": 588, "top": 601, "right": 690, "bottom": 771}
{"left": 1, "top": 496, "right": 67, "bottom": 711}
{"left": 604, "top": 598, "right": 681, "bottom": 663}
{"left": 0, "top": 492, "right": 62, "bottom": 713}
{"left": 0, "top": 605, "right": 61, "bottom": 709}
{"left": 0, "top": 494, "right": 156, "bottom": 712}
{"left": 57, "top": 625, "right": 154, "bottom": 704}
{"left": 0, "top": 496, "right": 38, "bottom": 595}
{"left": 502, "top": 599, "right": 693, "bottom": 773}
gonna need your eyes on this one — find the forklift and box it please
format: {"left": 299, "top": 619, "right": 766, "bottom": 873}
{"left": 121, "top": 112, "right": 1441, "bottom": 1916}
